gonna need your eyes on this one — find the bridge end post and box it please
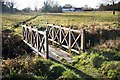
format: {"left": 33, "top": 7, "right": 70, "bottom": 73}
{"left": 22, "top": 25, "right": 24, "bottom": 40}
{"left": 69, "top": 27, "right": 71, "bottom": 54}
{"left": 59, "top": 25, "right": 62, "bottom": 48}
{"left": 45, "top": 28, "right": 49, "bottom": 59}
{"left": 52, "top": 24, "right": 55, "bottom": 46}
{"left": 81, "top": 29, "right": 85, "bottom": 53}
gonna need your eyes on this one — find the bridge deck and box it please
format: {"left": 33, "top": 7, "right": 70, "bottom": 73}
{"left": 49, "top": 45, "right": 72, "bottom": 63}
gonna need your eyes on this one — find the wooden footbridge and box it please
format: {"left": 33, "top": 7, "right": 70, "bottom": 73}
{"left": 22, "top": 24, "right": 85, "bottom": 62}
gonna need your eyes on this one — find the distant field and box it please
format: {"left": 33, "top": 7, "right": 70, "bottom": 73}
{"left": 2, "top": 11, "right": 120, "bottom": 35}
{"left": 2, "top": 11, "right": 119, "bottom": 30}
{"left": 27, "top": 11, "right": 119, "bottom": 29}
{"left": 2, "top": 13, "right": 33, "bottom": 30}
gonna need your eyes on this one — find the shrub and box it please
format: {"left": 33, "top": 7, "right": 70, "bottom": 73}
{"left": 33, "top": 56, "right": 52, "bottom": 76}
{"left": 100, "top": 61, "right": 120, "bottom": 79}
{"left": 49, "top": 63, "right": 66, "bottom": 79}
{"left": 59, "top": 69, "right": 80, "bottom": 79}
{"left": 90, "top": 53, "right": 105, "bottom": 68}
{"left": 34, "top": 75, "right": 48, "bottom": 80}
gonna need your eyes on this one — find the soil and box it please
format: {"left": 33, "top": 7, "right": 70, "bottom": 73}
{"left": 2, "top": 29, "right": 32, "bottom": 59}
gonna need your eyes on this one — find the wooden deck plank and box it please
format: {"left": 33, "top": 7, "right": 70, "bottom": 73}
{"left": 49, "top": 45, "right": 72, "bottom": 63}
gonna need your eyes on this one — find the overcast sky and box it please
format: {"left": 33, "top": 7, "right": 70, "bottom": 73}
{"left": 13, "top": 0, "right": 119, "bottom": 10}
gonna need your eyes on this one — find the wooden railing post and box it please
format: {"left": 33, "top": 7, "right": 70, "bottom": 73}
{"left": 81, "top": 29, "right": 85, "bottom": 52}
{"left": 69, "top": 27, "right": 71, "bottom": 53}
{"left": 36, "top": 29, "right": 39, "bottom": 51}
{"left": 52, "top": 26, "right": 54, "bottom": 46}
{"left": 31, "top": 26, "right": 33, "bottom": 47}
{"left": 25, "top": 26, "right": 27, "bottom": 41}
{"left": 22, "top": 25, "right": 25, "bottom": 40}
{"left": 29, "top": 26, "right": 32, "bottom": 44}
{"left": 59, "top": 25, "right": 62, "bottom": 47}
{"left": 45, "top": 28, "right": 49, "bottom": 59}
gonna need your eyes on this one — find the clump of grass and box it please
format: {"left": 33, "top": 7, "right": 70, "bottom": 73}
{"left": 72, "top": 49, "right": 120, "bottom": 79}
{"left": 49, "top": 63, "right": 66, "bottom": 79}
{"left": 59, "top": 69, "right": 80, "bottom": 79}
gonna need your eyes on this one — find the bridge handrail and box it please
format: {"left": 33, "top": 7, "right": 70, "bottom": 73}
{"left": 22, "top": 25, "right": 48, "bottom": 59}
{"left": 48, "top": 24, "right": 85, "bottom": 54}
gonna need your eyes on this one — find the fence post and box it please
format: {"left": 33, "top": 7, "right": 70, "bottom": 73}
{"left": 59, "top": 25, "right": 62, "bottom": 47}
{"left": 52, "top": 26, "right": 54, "bottom": 46}
{"left": 31, "top": 26, "right": 33, "bottom": 47}
{"left": 36, "top": 29, "right": 39, "bottom": 51}
{"left": 81, "top": 29, "right": 85, "bottom": 52}
{"left": 28, "top": 26, "right": 32, "bottom": 44}
{"left": 22, "top": 25, "right": 25, "bottom": 40}
{"left": 25, "top": 26, "right": 27, "bottom": 42}
{"left": 45, "top": 28, "right": 49, "bottom": 59}
{"left": 69, "top": 27, "right": 71, "bottom": 53}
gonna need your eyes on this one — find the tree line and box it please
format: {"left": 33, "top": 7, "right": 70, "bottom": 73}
{"left": 41, "top": 0, "right": 62, "bottom": 13}
{"left": 1, "top": 0, "right": 120, "bottom": 14}
{"left": 1, "top": 0, "right": 62, "bottom": 13}
{"left": 99, "top": 2, "right": 120, "bottom": 11}
{"left": 1, "top": 0, "right": 20, "bottom": 13}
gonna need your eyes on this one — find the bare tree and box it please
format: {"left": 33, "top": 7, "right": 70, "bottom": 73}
{"left": 34, "top": 6, "right": 37, "bottom": 12}
{"left": 104, "top": 0, "right": 118, "bottom": 15}
{"left": 6, "top": 0, "right": 16, "bottom": 13}
{"left": 34, "top": 0, "right": 38, "bottom": 12}
{"left": 42, "top": 0, "right": 53, "bottom": 12}
{"left": 42, "top": 0, "right": 62, "bottom": 12}
{"left": 22, "top": 7, "right": 31, "bottom": 13}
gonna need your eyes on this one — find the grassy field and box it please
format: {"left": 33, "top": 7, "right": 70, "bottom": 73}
{"left": 2, "top": 11, "right": 120, "bottom": 79}
{"left": 2, "top": 13, "right": 34, "bottom": 29}
{"left": 2, "top": 11, "right": 119, "bottom": 34}
{"left": 27, "top": 11, "right": 119, "bottom": 29}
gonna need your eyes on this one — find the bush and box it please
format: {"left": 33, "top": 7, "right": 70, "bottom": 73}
{"left": 90, "top": 53, "right": 105, "bottom": 68}
{"left": 100, "top": 61, "right": 120, "bottom": 79}
{"left": 32, "top": 56, "right": 52, "bottom": 76}
{"left": 2, "top": 55, "right": 53, "bottom": 79}
{"left": 34, "top": 75, "right": 48, "bottom": 80}
{"left": 73, "top": 52, "right": 106, "bottom": 68}
{"left": 59, "top": 69, "right": 80, "bottom": 79}
{"left": 49, "top": 63, "right": 66, "bottom": 79}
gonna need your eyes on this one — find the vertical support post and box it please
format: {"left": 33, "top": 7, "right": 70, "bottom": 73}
{"left": 26, "top": 27, "right": 29, "bottom": 43}
{"left": 59, "top": 25, "right": 62, "bottom": 47}
{"left": 22, "top": 25, "right": 24, "bottom": 40}
{"left": 52, "top": 26, "right": 54, "bottom": 46}
{"left": 69, "top": 27, "right": 71, "bottom": 53}
{"left": 29, "top": 26, "right": 32, "bottom": 44}
{"left": 31, "top": 26, "right": 33, "bottom": 47}
{"left": 81, "top": 29, "right": 85, "bottom": 52}
{"left": 25, "top": 26, "right": 27, "bottom": 42}
{"left": 45, "top": 28, "right": 49, "bottom": 59}
{"left": 36, "top": 29, "right": 39, "bottom": 51}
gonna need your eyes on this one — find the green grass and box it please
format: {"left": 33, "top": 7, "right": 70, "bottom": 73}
{"left": 2, "top": 11, "right": 120, "bottom": 79}
{"left": 2, "top": 49, "right": 120, "bottom": 79}
{"left": 2, "top": 11, "right": 119, "bottom": 35}
{"left": 72, "top": 49, "right": 120, "bottom": 79}
{"left": 26, "top": 11, "right": 119, "bottom": 29}
{"left": 2, "top": 13, "right": 33, "bottom": 30}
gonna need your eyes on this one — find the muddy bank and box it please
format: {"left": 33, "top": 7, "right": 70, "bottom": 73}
{"left": 2, "top": 29, "right": 32, "bottom": 59}
{"left": 85, "top": 29, "right": 120, "bottom": 49}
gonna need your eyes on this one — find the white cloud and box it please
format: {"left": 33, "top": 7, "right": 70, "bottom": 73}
{"left": 14, "top": 0, "right": 103, "bottom": 10}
